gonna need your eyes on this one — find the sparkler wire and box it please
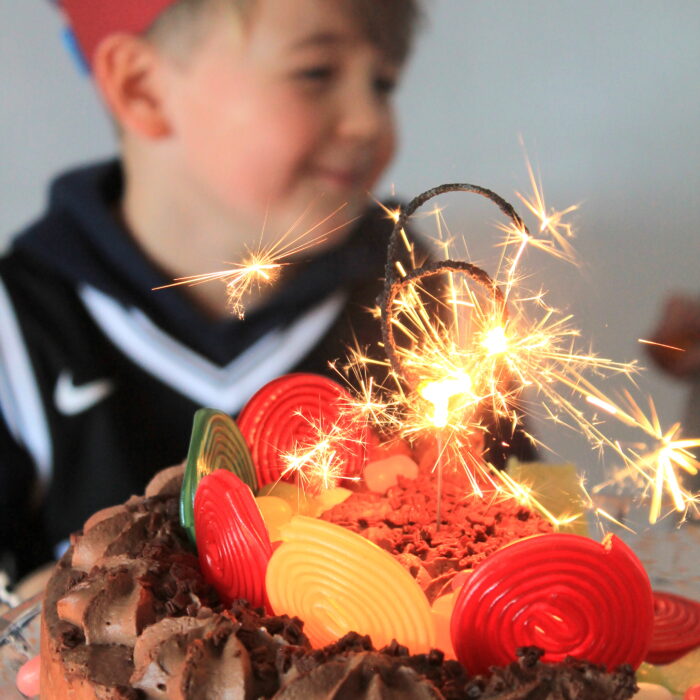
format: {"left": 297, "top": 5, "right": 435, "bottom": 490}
{"left": 381, "top": 183, "right": 528, "bottom": 387}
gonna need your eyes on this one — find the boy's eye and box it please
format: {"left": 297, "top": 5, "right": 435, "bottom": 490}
{"left": 374, "top": 75, "right": 397, "bottom": 95}
{"left": 296, "top": 66, "right": 336, "bottom": 82}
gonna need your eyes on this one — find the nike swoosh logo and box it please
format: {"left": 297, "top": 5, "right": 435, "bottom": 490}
{"left": 54, "top": 371, "right": 114, "bottom": 416}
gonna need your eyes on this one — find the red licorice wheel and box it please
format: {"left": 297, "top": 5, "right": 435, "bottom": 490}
{"left": 194, "top": 470, "right": 272, "bottom": 610}
{"left": 646, "top": 591, "right": 700, "bottom": 664}
{"left": 450, "top": 533, "right": 654, "bottom": 675}
{"left": 237, "top": 373, "right": 367, "bottom": 487}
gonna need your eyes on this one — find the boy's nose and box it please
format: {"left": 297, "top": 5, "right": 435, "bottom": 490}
{"left": 335, "top": 88, "right": 389, "bottom": 145}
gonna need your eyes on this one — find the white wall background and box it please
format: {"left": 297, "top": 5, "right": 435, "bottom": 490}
{"left": 2, "top": 1, "right": 699, "bottom": 481}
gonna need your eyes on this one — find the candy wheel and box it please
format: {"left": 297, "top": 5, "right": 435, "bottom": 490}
{"left": 266, "top": 515, "right": 435, "bottom": 652}
{"left": 646, "top": 591, "right": 700, "bottom": 665}
{"left": 180, "top": 408, "right": 257, "bottom": 542}
{"left": 237, "top": 373, "right": 366, "bottom": 487}
{"left": 450, "top": 533, "right": 654, "bottom": 675}
{"left": 194, "top": 470, "right": 272, "bottom": 609}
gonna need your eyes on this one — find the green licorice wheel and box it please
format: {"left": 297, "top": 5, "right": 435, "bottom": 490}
{"left": 180, "top": 408, "right": 258, "bottom": 543}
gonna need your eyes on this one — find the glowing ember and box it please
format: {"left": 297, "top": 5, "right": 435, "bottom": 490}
{"left": 418, "top": 375, "right": 473, "bottom": 429}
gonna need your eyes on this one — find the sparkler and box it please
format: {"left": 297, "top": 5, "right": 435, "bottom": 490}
{"left": 365, "top": 178, "right": 698, "bottom": 528}
{"left": 373, "top": 184, "right": 614, "bottom": 524}
{"left": 262, "top": 175, "right": 698, "bottom": 529}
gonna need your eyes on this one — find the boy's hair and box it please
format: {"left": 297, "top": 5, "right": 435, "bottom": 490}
{"left": 58, "top": 0, "right": 421, "bottom": 69}
{"left": 150, "top": 0, "right": 421, "bottom": 64}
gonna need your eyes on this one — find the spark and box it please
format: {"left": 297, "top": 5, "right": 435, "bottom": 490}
{"left": 638, "top": 338, "right": 686, "bottom": 353}
{"left": 280, "top": 414, "right": 364, "bottom": 495}
{"left": 154, "top": 202, "right": 351, "bottom": 318}
{"left": 505, "top": 157, "right": 579, "bottom": 269}
{"left": 595, "top": 508, "right": 637, "bottom": 535}
{"left": 281, "top": 432, "right": 344, "bottom": 493}
{"left": 587, "top": 392, "right": 700, "bottom": 523}
{"left": 491, "top": 467, "right": 583, "bottom": 529}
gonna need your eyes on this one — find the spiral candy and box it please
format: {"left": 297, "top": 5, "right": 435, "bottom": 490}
{"left": 194, "top": 470, "right": 272, "bottom": 610}
{"left": 237, "top": 374, "right": 367, "bottom": 487}
{"left": 646, "top": 591, "right": 700, "bottom": 665}
{"left": 180, "top": 408, "right": 257, "bottom": 541}
{"left": 450, "top": 533, "right": 654, "bottom": 675}
{"left": 266, "top": 516, "right": 435, "bottom": 652}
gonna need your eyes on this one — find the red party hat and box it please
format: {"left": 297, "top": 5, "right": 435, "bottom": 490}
{"left": 58, "top": 0, "right": 178, "bottom": 66}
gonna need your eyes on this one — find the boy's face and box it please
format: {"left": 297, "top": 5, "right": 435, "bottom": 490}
{"left": 159, "top": 0, "right": 400, "bottom": 247}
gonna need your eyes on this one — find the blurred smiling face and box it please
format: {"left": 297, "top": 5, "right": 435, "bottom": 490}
{"left": 161, "top": 0, "right": 401, "bottom": 243}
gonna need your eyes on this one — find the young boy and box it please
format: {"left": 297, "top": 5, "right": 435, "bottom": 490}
{"left": 0, "top": 0, "right": 420, "bottom": 579}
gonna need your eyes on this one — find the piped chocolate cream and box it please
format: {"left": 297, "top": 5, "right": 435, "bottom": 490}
{"left": 131, "top": 615, "right": 254, "bottom": 699}
{"left": 57, "top": 562, "right": 155, "bottom": 645}
{"left": 42, "top": 466, "right": 313, "bottom": 698}
{"left": 275, "top": 651, "right": 443, "bottom": 699}
{"left": 463, "top": 647, "right": 638, "bottom": 700}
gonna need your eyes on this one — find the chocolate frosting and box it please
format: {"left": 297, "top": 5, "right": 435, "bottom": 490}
{"left": 132, "top": 616, "right": 254, "bottom": 700}
{"left": 145, "top": 464, "right": 186, "bottom": 499}
{"left": 71, "top": 508, "right": 138, "bottom": 572}
{"left": 61, "top": 644, "right": 138, "bottom": 698}
{"left": 178, "top": 622, "right": 253, "bottom": 700}
{"left": 57, "top": 562, "right": 156, "bottom": 646}
{"left": 464, "top": 647, "right": 638, "bottom": 700}
{"left": 275, "top": 651, "right": 443, "bottom": 699}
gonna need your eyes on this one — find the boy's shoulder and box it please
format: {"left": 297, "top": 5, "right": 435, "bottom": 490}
{"left": 3, "top": 159, "right": 122, "bottom": 268}
{"left": 0, "top": 160, "right": 128, "bottom": 360}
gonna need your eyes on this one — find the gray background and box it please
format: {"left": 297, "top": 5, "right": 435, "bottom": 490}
{"left": 2, "top": 1, "right": 699, "bottom": 482}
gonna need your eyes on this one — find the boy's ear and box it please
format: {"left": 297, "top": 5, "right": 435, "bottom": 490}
{"left": 92, "top": 34, "right": 172, "bottom": 140}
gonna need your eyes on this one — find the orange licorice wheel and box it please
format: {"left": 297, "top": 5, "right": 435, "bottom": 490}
{"left": 237, "top": 373, "right": 367, "bottom": 487}
{"left": 450, "top": 533, "right": 654, "bottom": 675}
{"left": 646, "top": 591, "right": 700, "bottom": 665}
{"left": 194, "top": 470, "right": 272, "bottom": 610}
{"left": 266, "top": 516, "right": 435, "bottom": 653}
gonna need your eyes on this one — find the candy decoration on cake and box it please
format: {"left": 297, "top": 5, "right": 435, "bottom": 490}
{"left": 180, "top": 408, "right": 257, "bottom": 541}
{"left": 194, "top": 469, "right": 272, "bottom": 610}
{"left": 237, "top": 373, "right": 367, "bottom": 487}
{"left": 645, "top": 591, "right": 700, "bottom": 665}
{"left": 266, "top": 515, "right": 436, "bottom": 652}
{"left": 450, "top": 532, "right": 654, "bottom": 675}
{"left": 255, "top": 495, "right": 294, "bottom": 542}
{"left": 686, "top": 685, "right": 700, "bottom": 700}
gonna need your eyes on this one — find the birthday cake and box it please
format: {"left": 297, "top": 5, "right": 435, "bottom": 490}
{"left": 32, "top": 175, "right": 700, "bottom": 697}
{"left": 39, "top": 463, "right": 640, "bottom": 700}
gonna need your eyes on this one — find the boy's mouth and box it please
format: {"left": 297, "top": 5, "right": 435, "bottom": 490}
{"left": 312, "top": 166, "right": 364, "bottom": 192}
